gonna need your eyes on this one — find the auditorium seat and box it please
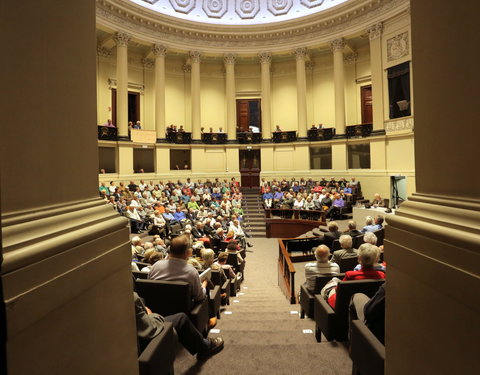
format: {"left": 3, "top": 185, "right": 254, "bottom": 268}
{"left": 211, "top": 269, "right": 231, "bottom": 305}
{"left": 314, "top": 279, "right": 385, "bottom": 342}
{"left": 300, "top": 273, "right": 345, "bottom": 319}
{"left": 133, "top": 271, "right": 148, "bottom": 280}
{"left": 353, "top": 234, "right": 365, "bottom": 249}
{"left": 338, "top": 257, "right": 359, "bottom": 273}
{"left": 135, "top": 279, "right": 210, "bottom": 336}
{"left": 138, "top": 321, "right": 176, "bottom": 375}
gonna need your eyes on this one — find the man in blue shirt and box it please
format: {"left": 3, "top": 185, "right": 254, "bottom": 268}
{"left": 326, "top": 193, "right": 345, "bottom": 220}
{"left": 174, "top": 207, "right": 187, "bottom": 222}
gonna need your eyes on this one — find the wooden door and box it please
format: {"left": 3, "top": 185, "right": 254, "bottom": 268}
{"left": 111, "top": 90, "right": 141, "bottom": 125}
{"left": 361, "top": 85, "right": 373, "bottom": 124}
{"left": 239, "top": 150, "right": 261, "bottom": 188}
{"left": 236, "top": 99, "right": 261, "bottom": 132}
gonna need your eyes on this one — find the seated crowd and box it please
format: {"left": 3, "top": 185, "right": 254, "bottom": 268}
{"left": 99, "top": 178, "right": 252, "bottom": 363}
{"left": 260, "top": 176, "right": 363, "bottom": 220}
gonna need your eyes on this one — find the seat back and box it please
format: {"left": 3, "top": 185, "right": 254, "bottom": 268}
{"left": 353, "top": 234, "right": 365, "bottom": 249}
{"left": 286, "top": 238, "right": 323, "bottom": 254}
{"left": 210, "top": 269, "right": 222, "bottom": 285}
{"left": 133, "top": 271, "right": 148, "bottom": 280}
{"left": 373, "top": 228, "right": 385, "bottom": 246}
{"left": 338, "top": 257, "right": 359, "bottom": 273}
{"left": 135, "top": 279, "right": 192, "bottom": 317}
{"left": 331, "top": 239, "right": 342, "bottom": 252}
{"left": 313, "top": 273, "right": 345, "bottom": 294}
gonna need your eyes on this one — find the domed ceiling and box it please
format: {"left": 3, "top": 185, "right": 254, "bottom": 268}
{"left": 130, "top": 0, "right": 350, "bottom": 25}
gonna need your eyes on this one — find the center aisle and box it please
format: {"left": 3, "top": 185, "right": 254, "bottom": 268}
{"left": 174, "top": 238, "right": 352, "bottom": 375}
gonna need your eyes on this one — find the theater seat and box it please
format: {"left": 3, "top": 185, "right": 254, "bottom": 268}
{"left": 135, "top": 279, "right": 210, "bottom": 336}
{"left": 138, "top": 321, "right": 176, "bottom": 375}
{"left": 300, "top": 273, "right": 345, "bottom": 319}
{"left": 350, "top": 320, "right": 385, "bottom": 375}
{"left": 314, "top": 279, "right": 385, "bottom": 342}
{"left": 337, "top": 257, "right": 359, "bottom": 273}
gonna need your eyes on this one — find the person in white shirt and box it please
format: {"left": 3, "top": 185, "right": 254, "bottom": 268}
{"left": 304, "top": 245, "right": 340, "bottom": 292}
{"left": 293, "top": 195, "right": 305, "bottom": 210}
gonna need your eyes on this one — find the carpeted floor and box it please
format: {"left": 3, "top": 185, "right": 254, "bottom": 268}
{"left": 173, "top": 237, "right": 352, "bottom": 375}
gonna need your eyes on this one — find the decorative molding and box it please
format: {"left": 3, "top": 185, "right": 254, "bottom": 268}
{"left": 152, "top": 44, "right": 167, "bottom": 57}
{"left": 107, "top": 78, "right": 145, "bottom": 94}
{"left": 203, "top": 0, "right": 228, "bottom": 19}
{"left": 182, "top": 64, "right": 192, "bottom": 73}
{"left": 141, "top": 58, "right": 155, "bottom": 69}
{"left": 267, "top": 0, "right": 293, "bottom": 16}
{"left": 112, "top": 31, "right": 131, "bottom": 47}
{"left": 96, "top": 46, "right": 112, "bottom": 57}
{"left": 344, "top": 52, "right": 358, "bottom": 65}
{"left": 189, "top": 50, "right": 202, "bottom": 63}
{"left": 169, "top": 0, "right": 196, "bottom": 14}
{"left": 385, "top": 117, "right": 414, "bottom": 132}
{"left": 305, "top": 61, "right": 315, "bottom": 70}
{"left": 330, "top": 37, "right": 346, "bottom": 52}
{"left": 96, "top": 0, "right": 410, "bottom": 53}
{"left": 258, "top": 52, "right": 272, "bottom": 64}
{"left": 293, "top": 47, "right": 307, "bottom": 60}
{"left": 367, "top": 22, "right": 383, "bottom": 40}
{"left": 300, "top": 0, "right": 325, "bottom": 8}
{"left": 235, "top": 0, "right": 261, "bottom": 19}
{"left": 387, "top": 31, "right": 409, "bottom": 62}
{"left": 224, "top": 53, "right": 237, "bottom": 65}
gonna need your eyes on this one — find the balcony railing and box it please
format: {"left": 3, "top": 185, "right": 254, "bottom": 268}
{"left": 97, "top": 126, "right": 118, "bottom": 141}
{"left": 346, "top": 123, "right": 373, "bottom": 138}
{"left": 201, "top": 132, "right": 227, "bottom": 144}
{"left": 307, "top": 127, "right": 335, "bottom": 141}
{"left": 272, "top": 131, "right": 297, "bottom": 143}
{"left": 165, "top": 131, "right": 192, "bottom": 144}
{"left": 237, "top": 132, "right": 262, "bottom": 144}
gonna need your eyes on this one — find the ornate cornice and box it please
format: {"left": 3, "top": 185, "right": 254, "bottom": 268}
{"left": 330, "top": 37, "right": 346, "bottom": 52}
{"left": 258, "top": 52, "right": 272, "bottom": 64}
{"left": 96, "top": 0, "right": 410, "bottom": 54}
{"left": 152, "top": 44, "right": 167, "bottom": 57}
{"left": 189, "top": 50, "right": 201, "bottom": 63}
{"left": 112, "top": 31, "right": 131, "bottom": 47}
{"left": 293, "top": 47, "right": 308, "bottom": 60}
{"left": 224, "top": 53, "right": 237, "bottom": 65}
{"left": 367, "top": 22, "right": 383, "bottom": 40}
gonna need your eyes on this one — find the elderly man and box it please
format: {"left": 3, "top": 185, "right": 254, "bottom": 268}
{"left": 372, "top": 193, "right": 385, "bottom": 207}
{"left": 148, "top": 235, "right": 207, "bottom": 303}
{"left": 304, "top": 245, "right": 340, "bottom": 292}
{"left": 323, "top": 221, "right": 342, "bottom": 248}
{"left": 326, "top": 193, "right": 345, "bottom": 220}
{"left": 125, "top": 205, "right": 145, "bottom": 233}
{"left": 332, "top": 235, "right": 358, "bottom": 265}
{"left": 344, "top": 220, "right": 362, "bottom": 237}
{"left": 362, "top": 215, "right": 384, "bottom": 233}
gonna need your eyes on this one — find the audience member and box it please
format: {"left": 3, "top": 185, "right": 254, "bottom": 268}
{"left": 332, "top": 235, "right": 358, "bottom": 265}
{"left": 304, "top": 245, "right": 340, "bottom": 292}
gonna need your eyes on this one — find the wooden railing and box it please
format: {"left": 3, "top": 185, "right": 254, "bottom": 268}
{"left": 97, "top": 126, "right": 117, "bottom": 141}
{"left": 201, "top": 132, "right": 227, "bottom": 144}
{"left": 237, "top": 132, "right": 262, "bottom": 144}
{"left": 265, "top": 208, "right": 326, "bottom": 221}
{"left": 165, "top": 131, "right": 192, "bottom": 144}
{"left": 346, "top": 123, "right": 373, "bottom": 138}
{"left": 272, "top": 131, "right": 297, "bottom": 143}
{"left": 307, "top": 127, "right": 335, "bottom": 141}
{"left": 278, "top": 239, "right": 296, "bottom": 304}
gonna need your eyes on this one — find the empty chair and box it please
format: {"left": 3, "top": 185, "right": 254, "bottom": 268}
{"left": 314, "top": 279, "right": 385, "bottom": 342}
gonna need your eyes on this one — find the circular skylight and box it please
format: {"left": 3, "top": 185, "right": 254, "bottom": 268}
{"left": 129, "top": 0, "right": 350, "bottom": 25}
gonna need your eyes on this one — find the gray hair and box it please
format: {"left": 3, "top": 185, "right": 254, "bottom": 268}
{"left": 358, "top": 243, "right": 380, "bottom": 268}
{"left": 363, "top": 232, "right": 378, "bottom": 245}
{"left": 365, "top": 216, "right": 374, "bottom": 225}
{"left": 339, "top": 235, "right": 353, "bottom": 249}
{"left": 328, "top": 221, "right": 339, "bottom": 231}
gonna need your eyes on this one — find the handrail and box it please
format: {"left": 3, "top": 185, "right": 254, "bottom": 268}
{"left": 278, "top": 239, "right": 296, "bottom": 304}
{"left": 266, "top": 208, "right": 326, "bottom": 222}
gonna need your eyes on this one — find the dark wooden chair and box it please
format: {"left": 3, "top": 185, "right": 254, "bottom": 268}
{"left": 314, "top": 279, "right": 385, "bottom": 342}
{"left": 338, "top": 257, "right": 359, "bottom": 273}
{"left": 133, "top": 271, "right": 148, "bottom": 280}
{"left": 211, "top": 269, "right": 231, "bottom": 305}
{"left": 331, "top": 239, "right": 342, "bottom": 252}
{"left": 353, "top": 234, "right": 365, "bottom": 249}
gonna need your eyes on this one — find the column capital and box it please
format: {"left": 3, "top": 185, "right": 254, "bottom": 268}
{"left": 306, "top": 61, "right": 316, "bottom": 70}
{"left": 152, "top": 44, "right": 167, "bottom": 57}
{"left": 330, "top": 38, "right": 346, "bottom": 52}
{"left": 293, "top": 47, "right": 308, "bottom": 60}
{"left": 367, "top": 23, "right": 383, "bottom": 40}
{"left": 258, "top": 52, "right": 272, "bottom": 64}
{"left": 96, "top": 46, "right": 111, "bottom": 58}
{"left": 344, "top": 52, "right": 358, "bottom": 65}
{"left": 224, "top": 53, "right": 237, "bottom": 65}
{"left": 113, "top": 32, "right": 131, "bottom": 47}
{"left": 189, "top": 50, "right": 201, "bottom": 63}
{"left": 182, "top": 64, "right": 192, "bottom": 73}
{"left": 142, "top": 58, "right": 155, "bottom": 69}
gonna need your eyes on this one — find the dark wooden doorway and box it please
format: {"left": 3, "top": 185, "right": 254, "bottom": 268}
{"left": 111, "top": 89, "right": 141, "bottom": 126}
{"left": 236, "top": 99, "right": 261, "bottom": 132}
{"left": 239, "top": 149, "right": 261, "bottom": 188}
{"left": 361, "top": 85, "right": 373, "bottom": 124}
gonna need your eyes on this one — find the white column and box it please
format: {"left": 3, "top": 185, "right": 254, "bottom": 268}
{"left": 259, "top": 52, "right": 272, "bottom": 140}
{"left": 190, "top": 50, "right": 201, "bottom": 140}
{"left": 367, "top": 23, "right": 385, "bottom": 130}
{"left": 153, "top": 44, "right": 167, "bottom": 140}
{"left": 224, "top": 53, "right": 237, "bottom": 141}
{"left": 331, "top": 38, "right": 346, "bottom": 134}
{"left": 294, "top": 47, "right": 308, "bottom": 138}
{"left": 113, "top": 32, "right": 131, "bottom": 139}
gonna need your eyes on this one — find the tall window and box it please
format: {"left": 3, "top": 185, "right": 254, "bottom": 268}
{"left": 310, "top": 146, "right": 332, "bottom": 169}
{"left": 170, "top": 149, "right": 191, "bottom": 170}
{"left": 348, "top": 143, "right": 371, "bottom": 169}
{"left": 387, "top": 61, "right": 411, "bottom": 119}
